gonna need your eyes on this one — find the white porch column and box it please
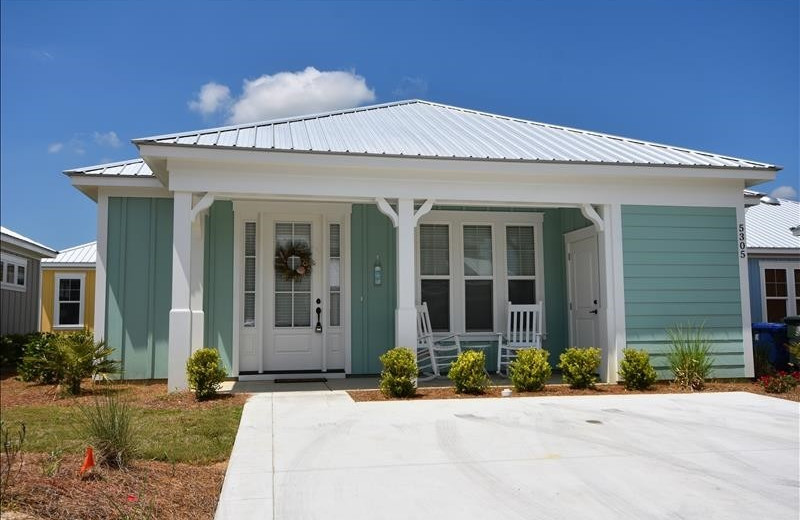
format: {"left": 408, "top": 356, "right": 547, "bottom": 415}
{"left": 376, "top": 198, "right": 434, "bottom": 357}
{"left": 168, "top": 191, "right": 193, "bottom": 391}
{"left": 93, "top": 192, "right": 108, "bottom": 344}
{"left": 599, "top": 204, "right": 626, "bottom": 383}
{"left": 190, "top": 215, "right": 205, "bottom": 353}
{"left": 395, "top": 199, "right": 417, "bottom": 350}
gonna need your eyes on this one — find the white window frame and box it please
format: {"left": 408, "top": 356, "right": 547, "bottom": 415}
{"left": 759, "top": 261, "right": 799, "bottom": 322}
{"left": 416, "top": 211, "right": 545, "bottom": 337}
{"left": 54, "top": 272, "right": 86, "bottom": 329}
{"left": 1, "top": 252, "right": 27, "bottom": 292}
{"left": 419, "top": 223, "right": 453, "bottom": 332}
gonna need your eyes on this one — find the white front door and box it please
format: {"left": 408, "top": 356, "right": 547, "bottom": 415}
{"left": 566, "top": 226, "right": 601, "bottom": 347}
{"left": 264, "top": 217, "right": 325, "bottom": 371}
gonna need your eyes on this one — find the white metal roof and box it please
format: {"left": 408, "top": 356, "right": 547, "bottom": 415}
{"left": 66, "top": 99, "right": 778, "bottom": 178}
{"left": 42, "top": 241, "right": 96, "bottom": 267}
{"left": 746, "top": 198, "right": 800, "bottom": 250}
{"left": 64, "top": 158, "right": 153, "bottom": 177}
{"left": 0, "top": 226, "right": 58, "bottom": 257}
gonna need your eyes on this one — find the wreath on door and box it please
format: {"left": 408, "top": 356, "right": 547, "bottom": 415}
{"left": 275, "top": 241, "right": 315, "bottom": 282}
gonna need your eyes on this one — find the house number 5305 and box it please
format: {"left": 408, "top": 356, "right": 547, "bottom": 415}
{"left": 738, "top": 223, "right": 746, "bottom": 259}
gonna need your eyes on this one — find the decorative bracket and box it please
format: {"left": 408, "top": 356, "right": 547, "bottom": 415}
{"left": 375, "top": 198, "right": 435, "bottom": 228}
{"left": 191, "top": 193, "right": 215, "bottom": 222}
{"left": 413, "top": 199, "right": 434, "bottom": 226}
{"left": 375, "top": 197, "right": 399, "bottom": 227}
{"left": 580, "top": 203, "right": 605, "bottom": 232}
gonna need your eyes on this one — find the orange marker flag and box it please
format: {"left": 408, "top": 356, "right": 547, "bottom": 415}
{"left": 79, "top": 447, "right": 95, "bottom": 476}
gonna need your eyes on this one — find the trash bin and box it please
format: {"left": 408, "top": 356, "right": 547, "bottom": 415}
{"left": 752, "top": 322, "right": 789, "bottom": 370}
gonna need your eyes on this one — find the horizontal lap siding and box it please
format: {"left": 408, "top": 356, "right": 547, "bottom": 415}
{"left": 622, "top": 206, "right": 745, "bottom": 378}
{"left": 106, "top": 197, "right": 173, "bottom": 379}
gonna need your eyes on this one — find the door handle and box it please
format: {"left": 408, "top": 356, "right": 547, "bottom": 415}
{"left": 590, "top": 309, "right": 598, "bottom": 314}
{"left": 315, "top": 306, "right": 323, "bottom": 333}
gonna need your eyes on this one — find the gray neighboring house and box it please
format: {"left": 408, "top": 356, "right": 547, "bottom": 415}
{"left": 744, "top": 193, "right": 800, "bottom": 323}
{"left": 1, "top": 226, "right": 57, "bottom": 336}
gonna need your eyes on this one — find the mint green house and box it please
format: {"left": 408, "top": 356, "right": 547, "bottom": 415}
{"left": 66, "top": 100, "right": 778, "bottom": 390}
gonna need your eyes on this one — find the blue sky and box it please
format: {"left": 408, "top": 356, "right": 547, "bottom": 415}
{"left": 1, "top": 0, "right": 797, "bottom": 250}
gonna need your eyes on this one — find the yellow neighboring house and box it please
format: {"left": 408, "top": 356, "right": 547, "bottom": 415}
{"left": 40, "top": 241, "right": 96, "bottom": 332}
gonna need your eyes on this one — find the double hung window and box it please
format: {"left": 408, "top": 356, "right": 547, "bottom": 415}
{"left": 54, "top": 273, "right": 85, "bottom": 327}
{"left": 418, "top": 212, "right": 543, "bottom": 335}
{"left": 761, "top": 263, "right": 800, "bottom": 323}
{"left": 1, "top": 253, "right": 27, "bottom": 291}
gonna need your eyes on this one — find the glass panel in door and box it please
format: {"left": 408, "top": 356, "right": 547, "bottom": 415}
{"left": 274, "top": 222, "right": 312, "bottom": 328}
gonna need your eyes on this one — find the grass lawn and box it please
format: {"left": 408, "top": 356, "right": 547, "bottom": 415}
{"left": 0, "top": 372, "right": 248, "bottom": 519}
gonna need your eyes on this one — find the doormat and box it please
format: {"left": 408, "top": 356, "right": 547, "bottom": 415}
{"left": 275, "top": 378, "right": 328, "bottom": 383}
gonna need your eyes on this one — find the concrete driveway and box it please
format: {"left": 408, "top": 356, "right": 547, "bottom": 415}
{"left": 215, "top": 391, "right": 799, "bottom": 519}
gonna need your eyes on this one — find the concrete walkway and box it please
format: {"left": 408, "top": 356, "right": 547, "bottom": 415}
{"left": 215, "top": 391, "right": 799, "bottom": 520}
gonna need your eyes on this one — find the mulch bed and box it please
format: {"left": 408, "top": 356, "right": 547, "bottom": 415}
{"left": 349, "top": 380, "right": 800, "bottom": 402}
{"left": 1, "top": 454, "right": 226, "bottom": 520}
{"left": 0, "top": 372, "right": 248, "bottom": 410}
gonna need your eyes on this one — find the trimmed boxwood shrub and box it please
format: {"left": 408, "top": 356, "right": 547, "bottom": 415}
{"left": 509, "top": 349, "right": 551, "bottom": 392}
{"left": 379, "top": 347, "right": 417, "bottom": 398}
{"left": 449, "top": 350, "right": 489, "bottom": 395}
{"left": 619, "top": 348, "right": 658, "bottom": 390}
{"left": 558, "top": 347, "right": 601, "bottom": 389}
{"left": 186, "top": 348, "right": 228, "bottom": 400}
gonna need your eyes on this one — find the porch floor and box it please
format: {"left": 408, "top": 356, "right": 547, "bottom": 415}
{"left": 221, "top": 373, "right": 564, "bottom": 393}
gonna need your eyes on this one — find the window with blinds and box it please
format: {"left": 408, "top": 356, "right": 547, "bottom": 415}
{"left": 420, "top": 224, "right": 450, "bottom": 331}
{"left": 329, "top": 223, "right": 341, "bottom": 327}
{"left": 275, "top": 222, "right": 312, "bottom": 328}
{"left": 463, "top": 225, "right": 493, "bottom": 331}
{"left": 506, "top": 226, "right": 536, "bottom": 304}
{"left": 243, "top": 222, "right": 257, "bottom": 327}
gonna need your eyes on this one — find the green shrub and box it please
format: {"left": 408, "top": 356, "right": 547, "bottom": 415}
{"left": 619, "top": 348, "right": 658, "bottom": 390}
{"left": 0, "top": 333, "right": 35, "bottom": 370}
{"left": 449, "top": 350, "right": 489, "bottom": 394}
{"left": 379, "top": 347, "right": 417, "bottom": 398}
{"left": 54, "top": 331, "right": 119, "bottom": 395}
{"left": 509, "top": 349, "right": 551, "bottom": 392}
{"left": 18, "top": 332, "right": 61, "bottom": 383}
{"left": 666, "top": 323, "right": 713, "bottom": 391}
{"left": 186, "top": 348, "right": 228, "bottom": 400}
{"left": 79, "top": 394, "right": 137, "bottom": 468}
{"left": 558, "top": 347, "right": 602, "bottom": 389}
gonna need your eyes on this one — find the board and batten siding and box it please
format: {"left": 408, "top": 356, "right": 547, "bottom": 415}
{"left": 106, "top": 197, "right": 173, "bottom": 379}
{"left": 622, "top": 205, "right": 745, "bottom": 377}
{"left": 0, "top": 253, "right": 41, "bottom": 336}
{"left": 350, "top": 204, "right": 397, "bottom": 374}
{"left": 203, "top": 200, "right": 234, "bottom": 374}
{"left": 40, "top": 269, "right": 96, "bottom": 332}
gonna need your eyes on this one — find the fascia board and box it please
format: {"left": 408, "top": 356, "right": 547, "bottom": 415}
{"left": 167, "top": 163, "right": 746, "bottom": 208}
{"left": 747, "top": 248, "right": 800, "bottom": 256}
{"left": 0, "top": 236, "right": 57, "bottom": 258}
{"left": 137, "top": 143, "right": 778, "bottom": 184}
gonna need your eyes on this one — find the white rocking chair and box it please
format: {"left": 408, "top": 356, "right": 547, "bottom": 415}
{"left": 497, "top": 301, "right": 544, "bottom": 375}
{"left": 416, "top": 302, "right": 462, "bottom": 379}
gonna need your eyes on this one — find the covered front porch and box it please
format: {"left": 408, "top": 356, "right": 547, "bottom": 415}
{"left": 162, "top": 189, "right": 625, "bottom": 390}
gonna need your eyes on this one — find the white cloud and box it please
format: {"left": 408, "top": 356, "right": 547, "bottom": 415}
{"left": 189, "top": 67, "right": 376, "bottom": 124}
{"left": 93, "top": 131, "right": 121, "bottom": 148}
{"left": 771, "top": 185, "right": 798, "bottom": 201}
{"left": 392, "top": 76, "right": 428, "bottom": 99}
{"left": 188, "top": 82, "right": 232, "bottom": 116}
{"left": 47, "top": 142, "right": 63, "bottom": 154}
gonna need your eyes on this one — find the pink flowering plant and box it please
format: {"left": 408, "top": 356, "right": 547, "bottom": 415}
{"left": 758, "top": 371, "right": 800, "bottom": 394}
